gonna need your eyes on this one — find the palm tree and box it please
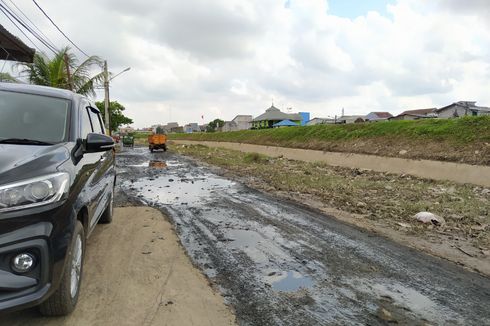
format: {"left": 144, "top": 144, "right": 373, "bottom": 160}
{"left": 18, "top": 46, "right": 104, "bottom": 97}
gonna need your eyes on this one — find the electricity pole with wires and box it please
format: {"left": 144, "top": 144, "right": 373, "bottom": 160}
{"left": 103, "top": 61, "right": 131, "bottom": 135}
{"left": 103, "top": 60, "right": 110, "bottom": 135}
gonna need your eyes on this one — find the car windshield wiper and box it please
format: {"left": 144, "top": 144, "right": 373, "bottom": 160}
{"left": 0, "top": 138, "right": 53, "bottom": 145}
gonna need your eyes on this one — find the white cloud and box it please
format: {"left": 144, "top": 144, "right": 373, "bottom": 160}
{"left": 2, "top": 0, "right": 490, "bottom": 126}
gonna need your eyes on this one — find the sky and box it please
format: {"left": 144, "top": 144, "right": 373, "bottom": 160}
{"left": 1, "top": 0, "right": 490, "bottom": 128}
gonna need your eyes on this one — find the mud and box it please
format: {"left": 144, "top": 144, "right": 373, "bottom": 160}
{"left": 117, "top": 147, "right": 490, "bottom": 326}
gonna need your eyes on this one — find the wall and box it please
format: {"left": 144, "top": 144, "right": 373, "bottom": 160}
{"left": 172, "top": 140, "right": 490, "bottom": 187}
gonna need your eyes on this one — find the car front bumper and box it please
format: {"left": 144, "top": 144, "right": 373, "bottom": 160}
{"left": 0, "top": 203, "right": 75, "bottom": 313}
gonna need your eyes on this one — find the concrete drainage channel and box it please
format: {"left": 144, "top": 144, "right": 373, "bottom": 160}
{"left": 172, "top": 140, "right": 490, "bottom": 187}
{"left": 117, "top": 148, "right": 490, "bottom": 326}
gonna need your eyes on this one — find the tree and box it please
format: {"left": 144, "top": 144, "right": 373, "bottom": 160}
{"left": 206, "top": 119, "right": 225, "bottom": 132}
{"left": 95, "top": 100, "right": 133, "bottom": 133}
{"left": 18, "top": 46, "right": 104, "bottom": 97}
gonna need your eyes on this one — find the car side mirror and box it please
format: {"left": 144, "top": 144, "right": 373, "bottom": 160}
{"left": 85, "top": 133, "right": 115, "bottom": 153}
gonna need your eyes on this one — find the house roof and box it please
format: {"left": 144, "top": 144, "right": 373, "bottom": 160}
{"left": 0, "top": 24, "right": 35, "bottom": 63}
{"left": 369, "top": 112, "right": 393, "bottom": 119}
{"left": 436, "top": 101, "right": 490, "bottom": 113}
{"left": 254, "top": 105, "right": 301, "bottom": 121}
{"left": 232, "top": 115, "right": 252, "bottom": 122}
{"left": 399, "top": 108, "right": 435, "bottom": 116}
{"left": 272, "top": 119, "right": 298, "bottom": 127}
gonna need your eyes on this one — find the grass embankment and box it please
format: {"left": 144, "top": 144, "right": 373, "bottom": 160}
{"left": 171, "top": 117, "right": 490, "bottom": 165}
{"left": 174, "top": 144, "right": 490, "bottom": 250}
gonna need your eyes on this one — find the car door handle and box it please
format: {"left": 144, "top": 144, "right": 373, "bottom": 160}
{"left": 100, "top": 156, "right": 106, "bottom": 162}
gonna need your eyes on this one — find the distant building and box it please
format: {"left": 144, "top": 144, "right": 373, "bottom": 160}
{"left": 306, "top": 117, "right": 336, "bottom": 126}
{"left": 163, "top": 122, "right": 179, "bottom": 133}
{"left": 170, "top": 126, "right": 184, "bottom": 133}
{"left": 435, "top": 101, "right": 490, "bottom": 118}
{"left": 365, "top": 112, "right": 393, "bottom": 121}
{"left": 221, "top": 115, "right": 253, "bottom": 132}
{"left": 337, "top": 115, "right": 365, "bottom": 124}
{"left": 252, "top": 105, "right": 307, "bottom": 129}
{"left": 118, "top": 126, "right": 134, "bottom": 134}
{"left": 390, "top": 108, "right": 436, "bottom": 121}
{"left": 184, "top": 123, "right": 200, "bottom": 133}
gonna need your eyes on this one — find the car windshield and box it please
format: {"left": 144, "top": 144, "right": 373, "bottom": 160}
{"left": 0, "top": 90, "right": 70, "bottom": 144}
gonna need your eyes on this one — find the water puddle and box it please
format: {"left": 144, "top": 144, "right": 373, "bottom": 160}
{"left": 354, "top": 279, "right": 463, "bottom": 323}
{"left": 124, "top": 174, "right": 236, "bottom": 205}
{"left": 265, "top": 271, "right": 313, "bottom": 292}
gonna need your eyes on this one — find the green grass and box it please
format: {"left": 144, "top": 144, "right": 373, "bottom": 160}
{"left": 170, "top": 116, "right": 490, "bottom": 144}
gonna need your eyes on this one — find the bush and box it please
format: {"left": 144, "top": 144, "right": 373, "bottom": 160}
{"left": 244, "top": 152, "right": 269, "bottom": 164}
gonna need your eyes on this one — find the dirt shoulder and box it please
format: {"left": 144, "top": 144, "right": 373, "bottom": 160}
{"left": 2, "top": 207, "right": 236, "bottom": 326}
{"left": 173, "top": 144, "right": 490, "bottom": 277}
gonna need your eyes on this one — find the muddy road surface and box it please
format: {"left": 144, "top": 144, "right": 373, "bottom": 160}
{"left": 118, "top": 148, "right": 490, "bottom": 326}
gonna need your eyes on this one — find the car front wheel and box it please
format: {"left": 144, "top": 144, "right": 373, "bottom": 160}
{"left": 39, "top": 221, "right": 85, "bottom": 316}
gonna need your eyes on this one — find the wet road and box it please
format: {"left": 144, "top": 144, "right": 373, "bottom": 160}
{"left": 117, "top": 148, "right": 490, "bottom": 326}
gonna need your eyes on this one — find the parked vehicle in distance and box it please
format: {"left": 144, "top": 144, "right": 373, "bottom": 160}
{"left": 148, "top": 133, "right": 167, "bottom": 152}
{"left": 0, "top": 82, "right": 115, "bottom": 316}
{"left": 122, "top": 135, "right": 134, "bottom": 148}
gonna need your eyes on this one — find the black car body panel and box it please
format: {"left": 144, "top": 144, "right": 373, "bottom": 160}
{"left": 0, "top": 82, "right": 115, "bottom": 313}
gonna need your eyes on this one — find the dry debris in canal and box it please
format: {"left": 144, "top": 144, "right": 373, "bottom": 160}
{"left": 173, "top": 144, "right": 490, "bottom": 254}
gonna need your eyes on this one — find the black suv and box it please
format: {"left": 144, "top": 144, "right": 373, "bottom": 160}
{"left": 0, "top": 82, "right": 115, "bottom": 316}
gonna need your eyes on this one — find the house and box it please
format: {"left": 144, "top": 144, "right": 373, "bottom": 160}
{"left": 119, "top": 126, "right": 134, "bottom": 134}
{"left": 232, "top": 115, "right": 253, "bottom": 130}
{"left": 184, "top": 123, "right": 200, "bottom": 133}
{"left": 365, "top": 112, "right": 393, "bottom": 121}
{"left": 390, "top": 108, "right": 436, "bottom": 121}
{"left": 337, "top": 115, "right": 365, "bottom": 124}
{"left": 436, "top": 101, "right": 490, "bottom": 118}
{"left": 221, "top": 115, "right": 253, "bottom": 132}
{"left": 163, "top": 122, "right": 179, "bottom": 133}
{"left": 170, "top": 126, "right": 184, "bottom": 133}
{"left": 306, "top": 117, "right": 336, "bottom": 126}
{"left": 252, "top": 105, "right": 308, "bottom": 129}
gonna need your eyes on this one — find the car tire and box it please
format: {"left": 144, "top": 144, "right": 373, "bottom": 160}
{"left": 39, "top": 221, "right": 85, "bottom": 316}
{"left": 99, "top": 191, "right": 114, "bottom": 224}
{"left": 163, "top": 144, "right": 167, "bottom": 152}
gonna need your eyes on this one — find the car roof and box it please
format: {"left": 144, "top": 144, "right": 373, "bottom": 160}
{"left": 0, "top": 82, "right": 83, "bottom": 101}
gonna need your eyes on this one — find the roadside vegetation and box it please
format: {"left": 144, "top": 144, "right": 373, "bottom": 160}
{"left": 173, "top": 144, "right": 490, "bottom": 253}
{"left": 171, "top": 116, "right": 490, "bottom": 165}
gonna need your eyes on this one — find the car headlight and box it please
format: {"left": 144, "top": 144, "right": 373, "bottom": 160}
{"left": 0, "top": 173, "right": 69, "bottom": 212}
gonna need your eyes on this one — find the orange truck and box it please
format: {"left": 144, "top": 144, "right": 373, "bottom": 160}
{"left": 148, "top": 133, "right": 167, "bottom": 152}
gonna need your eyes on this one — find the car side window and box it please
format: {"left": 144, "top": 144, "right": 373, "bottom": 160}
{"left": 81, "top": 107, "right": 93, "bottom": 139}
{"left": 88, "top": 107, "right": 105, "bottom": 134}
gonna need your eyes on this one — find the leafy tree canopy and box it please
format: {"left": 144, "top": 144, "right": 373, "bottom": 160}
{"left": 206, "top": 119, "right": 225, "bottom": 132}
{"left": 95, "top": 101, "right": 133, "bottom": 132}
{"left": 18, "top": 46, "right": 103, "bottom": 97}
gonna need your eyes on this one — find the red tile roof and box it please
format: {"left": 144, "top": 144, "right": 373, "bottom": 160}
{"left": 372, "top": 112, "right": 393, "bottom": 118}
{"left": 399, "top": 108, "right": 435, "bottom": 116}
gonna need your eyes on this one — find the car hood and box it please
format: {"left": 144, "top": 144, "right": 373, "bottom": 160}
{"left": 0, "top": 143, "right": 70, "bottom": 184}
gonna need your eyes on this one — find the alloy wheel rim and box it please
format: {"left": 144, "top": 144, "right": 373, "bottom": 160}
{"left": 70, "top": 235, "right": 82, "bottom": 299}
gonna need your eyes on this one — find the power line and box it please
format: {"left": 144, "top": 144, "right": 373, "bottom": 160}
{"left": 31, "top": 0, "right": 89, "bottom": 57}
{"left": 0, "top": 5, "right": 43, "bottom": 53}
{"left": 7, "top": 0, "right": 58, "bottom": 51}
{"left": 0, "top": 1, "right": 57, "bottom": 54}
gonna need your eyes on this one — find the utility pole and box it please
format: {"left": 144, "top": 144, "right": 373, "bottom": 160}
{"left": 64, "top": 54, "right": 73, "bottom": 91}
{"left": 103, "top": 60, "right": 111, "bottom": 135}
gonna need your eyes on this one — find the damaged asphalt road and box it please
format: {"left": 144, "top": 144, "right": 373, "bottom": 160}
{"left": 117, "top": 147, "right": 490, "bottom": 326}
